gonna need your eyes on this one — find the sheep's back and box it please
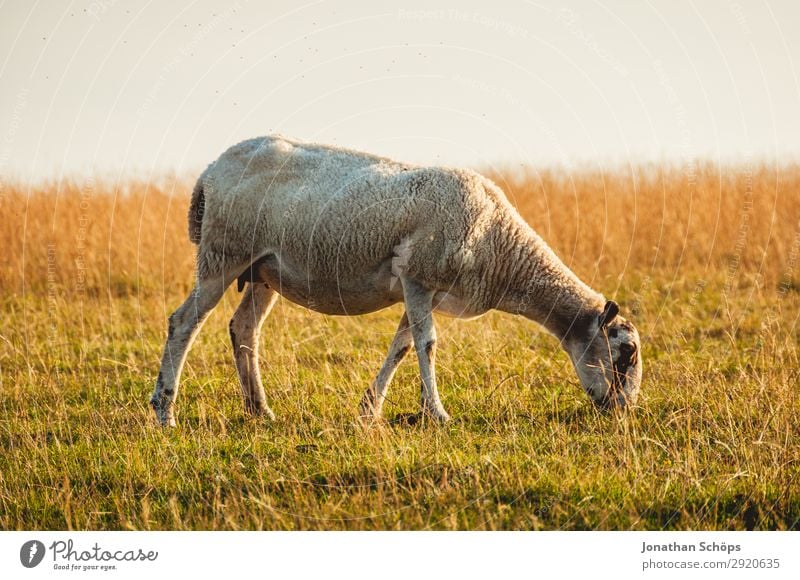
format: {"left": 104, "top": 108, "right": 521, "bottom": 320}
{"left": 195, "top": 135, "right": 502, "bottom": 283}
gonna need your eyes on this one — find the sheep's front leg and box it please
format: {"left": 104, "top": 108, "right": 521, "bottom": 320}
{"left": 401, "top": 277, "right": 450, "bottom": 422}
{"left": 359, "top": 312, "right": 412, "bottom": 419}
{"left": 230, "top": 282, "right": 279, "bottom": 419}
{"left": 152, "top": 275, "right": 230, "bottom": 426}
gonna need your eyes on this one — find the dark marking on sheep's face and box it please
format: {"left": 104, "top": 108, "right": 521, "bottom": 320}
{"left": 615, "top": 342, "right": 638, "bottom": 376}
{"left": 567, "top": 313, "right": 642, "bottom": 409}
{"left": 601, "top": 317, "right": 642, "bottom": 408}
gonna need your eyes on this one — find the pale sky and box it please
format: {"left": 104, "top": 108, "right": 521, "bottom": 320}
{"left": 1, "top": 0, "right": 799, "bottom": 180}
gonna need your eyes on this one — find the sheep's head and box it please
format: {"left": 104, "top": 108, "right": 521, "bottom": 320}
{"left": 565, "top": 301, "right": 642, "bottom": 409}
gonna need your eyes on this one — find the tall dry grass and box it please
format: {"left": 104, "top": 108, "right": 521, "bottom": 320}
{"left": 487, "top": 162, "right": 800, "bottom": 289}
{"left": 0, "top": 176, "right": 194, "bottom": 297}
{"left": 1, "top": 162, "right": 799, "bottom": 297}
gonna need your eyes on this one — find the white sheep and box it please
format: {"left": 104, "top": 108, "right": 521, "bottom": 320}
{"left": 152, "top": 135, "right": 642, "bottom": 426}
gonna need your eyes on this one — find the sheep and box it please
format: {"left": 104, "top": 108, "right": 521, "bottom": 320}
{"left": 151, "top": 135, "right": 642, "bottom": 426}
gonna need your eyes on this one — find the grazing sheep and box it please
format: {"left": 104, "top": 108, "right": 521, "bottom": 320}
{"left": 152, "top": 135, "right": 642, "bottom": 426}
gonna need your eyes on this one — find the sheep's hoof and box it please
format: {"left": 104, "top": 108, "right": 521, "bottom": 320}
{"left": 426, "top": 411, "right": 451, "bottom": 424}
{"left": 156, "top": 413, "right": 177, "bottom": 428}
{"left": 358, "top": 390, "right": 383, "bottom": 421}
{"left": 153, "top": 415, "right": 177, "bottom": 428}
{"left": 421, "top": 403, "right": 451, "bottom": 424}
{"left": 245, "top": 402, "right": 276, "bottom": 421}
{"left": 358, "top": 412, "right": 384, "bottom": 425}
{"left": 151, "top": 399, "right": 177, "bottom": 427}
{"left": 358, "top": 403, "right": 384, "bottom": 423}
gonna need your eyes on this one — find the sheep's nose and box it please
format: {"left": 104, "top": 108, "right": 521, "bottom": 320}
{"left": 594, "top": 387, "right": 635, "bottom": 410}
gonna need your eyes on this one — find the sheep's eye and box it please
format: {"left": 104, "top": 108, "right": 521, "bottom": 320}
{"left": 609, "top": 328, "right": 618, "bottom": 338}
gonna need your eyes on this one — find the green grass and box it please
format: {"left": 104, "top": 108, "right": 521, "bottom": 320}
{"left": 1, "top": 273, "right": 799, "bottom": 530}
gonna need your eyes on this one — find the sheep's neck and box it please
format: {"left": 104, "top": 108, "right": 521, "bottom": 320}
{"left": 488, "top": 221, "right": 605, "bottom": 342}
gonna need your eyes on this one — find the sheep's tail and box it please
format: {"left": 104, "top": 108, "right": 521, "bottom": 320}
{"left": 188, "top": 176, "right": 205, "bottom": 244}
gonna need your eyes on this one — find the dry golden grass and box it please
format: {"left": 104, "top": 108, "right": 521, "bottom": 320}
{"left": 0, "top": 175, "right": 195, "bottom": 298}
{"left": 1, "top": 162, "right": 799, "bottom": 530}
{"left": 3, "top": 162, "right": 798, "bottom": 297}
{"left": 487, "top": 161, "right": 800, "bottom": 285}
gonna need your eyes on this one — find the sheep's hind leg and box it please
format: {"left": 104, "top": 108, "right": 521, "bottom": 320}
{"left": 359, "top": 312, "right": 412, "bottom": 419}
{"left": 151, "top": 274, "right": 231, "bottom": 426}
{"left": 401, "top": 277, "right": 451, "bottom": 423}
{"left": 229, "top": 282, "right": 279, "bottom": 419}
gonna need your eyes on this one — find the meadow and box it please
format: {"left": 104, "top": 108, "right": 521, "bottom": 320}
{"left": 1, "top": 161, "right": 799, "bottom": 530}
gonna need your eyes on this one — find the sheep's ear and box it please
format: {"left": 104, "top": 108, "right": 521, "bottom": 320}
{"left": 599, "top": 300, "right": 619, "bottom": 328}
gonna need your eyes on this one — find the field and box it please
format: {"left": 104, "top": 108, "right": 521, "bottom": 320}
{"left": 1, "top": 161, "right": 799, "bottom": 530}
